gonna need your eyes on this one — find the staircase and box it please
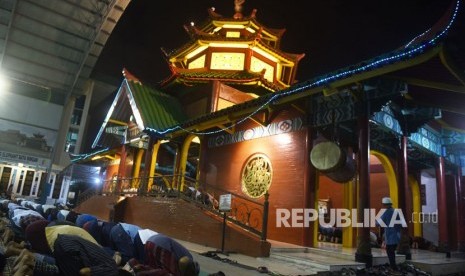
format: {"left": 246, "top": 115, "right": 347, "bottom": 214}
{"left": 74, "top": 175, "right": 271, "bottom": 255}
{"left": 74, "top": 193, "right": 270, "bottom": 257}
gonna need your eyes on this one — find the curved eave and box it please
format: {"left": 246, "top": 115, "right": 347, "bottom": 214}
{"left": 152, "top": 0, "right": 464, "bottom": 144}
{"left": 167, "top": 38, "right": 303, "bottom": 66}
{"left": 162, "top": 44, "right": 446, "bottom": 139}
{"left": 175, "top": 77, "right": 278, "bottom": 92}
{"left": 162, "top": 68, "right": 283, "bottom": 92}
{"left": 253, "top": 42, "right": 304, "bottom": 65}
{"left": 201, "top": 16, "right": 286, "bottom": 38}
{"left": 193, "top": 10, "right": 285, "bottom": 41}
{"left": 159, "top": 69, "right": 178, "bottom": 88}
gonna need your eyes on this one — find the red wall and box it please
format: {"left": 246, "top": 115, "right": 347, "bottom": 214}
{"left": 201, "top": 111, "right": 309, "bottom": 245}
{"left": 318, "top": 157, "right": 391, "bottom": 240}
{"left": 318, "top": 176, "right": 344, "bottom": 209}
{"left": 370, "top": 172, "right": 390, "bottom": 211}
{"left": 317, "top": 159, "right": 390, "bottom": 211}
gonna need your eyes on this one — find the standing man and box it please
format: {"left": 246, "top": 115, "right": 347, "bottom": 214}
{"left": 377, "top": 197, "right": 403, "bottom": 272}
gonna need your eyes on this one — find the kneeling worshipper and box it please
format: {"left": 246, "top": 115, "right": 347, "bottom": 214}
{"left": 12, "top": 234, "right": 120, "bottom": 276}
{"left": 108, "top": 222, "right": 141, "bottom": 264}
{"left": 82, "top": 219, "right": 117, "bottom": 248}
{"left": 11, "top": 220, "right": 121, "bottom": 275}
{"left": 125, "top": 233, "right": 200, "bottom": 276}
{"left": 75, "top": 213, "right": 98, "bottom": 228}
{"left": 3, "top": 206, "right": 45, "bottom": 244}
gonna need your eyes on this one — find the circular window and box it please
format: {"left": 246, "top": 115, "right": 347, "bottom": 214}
{"left": 241, "top": 153, "right": 273, "bottom": 198}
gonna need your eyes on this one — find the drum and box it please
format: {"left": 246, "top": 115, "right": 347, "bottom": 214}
{"left": 310, "top": 141, "right": 356, "bottom": 183}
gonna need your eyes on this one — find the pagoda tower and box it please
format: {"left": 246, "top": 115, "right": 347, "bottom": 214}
{"left": 160, "top": 1, "right": 305, "bottom": 117}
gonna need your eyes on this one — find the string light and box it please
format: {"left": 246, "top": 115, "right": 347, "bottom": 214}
{"left": 404, "top": 28, "right": 432, "bottom": 49}
{"left": 70, "top": 147, "right": 109, "bottom": 162}
{"left": 144, "top": 1, "right": 461, "bottom": 138}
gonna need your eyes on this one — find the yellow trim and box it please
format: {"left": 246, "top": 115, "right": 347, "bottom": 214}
{"left": 178, "top": 134, "right": 198, "bottom": 191}
{"left": 171, "top": 147, "right": 181, "bottom": 190}
{"left": 409, "top": 175, "right": 423, "bottom": 237}
{"left": 210, "top": 20, "right": 279, "bottom": 41}
{"left": 184, "top": 45, "right": 209, "bottom": 60}
{"left": 314, "top": 172, "right": 320, "bottom": 246}
{"left": 343, "top": 178, "right": 355, "bottom": 248}
{"left": 91, "top": 155, "right": 103, "bottom": 161}
{"left": 387, "top": 76, "right": 465, "bottom": 94}
{"left": 370, "top": 151, "right": 398, "bottom": 208}
{"left": 133, "top": 149, "right": 144, "bottom": 178}
{"left": 195, "top": 139, "right": 202, "bottom": 186}
{"left": 207, "top": 42, "right": 249, "bottom": 48}
{"left": 155, "top": 173, "right": 171, "bottom": 190}
{"left": 439, "top": 48, "right": 465, "bottom": 86}
{"left": 245, "top": 27, "right": 256, "bottom": 33}
{"left": 108, "top": 119, "right": 128, "bottom": 126}
{"left": 273, "top": 46, "right": 442, "bottom": 106}
{"left": 253, "top": 45, "right": 294, "bottom": 64}
{"left": 132, "top": 148, "right": 145, "bottom": 188}
{"left": 221, "top": 24, "right": 245, "bottom": 29}
{"left": 148, "top": 141, "right": 162, "bottom": 190}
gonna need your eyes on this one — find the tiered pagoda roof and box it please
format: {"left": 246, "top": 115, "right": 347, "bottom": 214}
{"left": 160, "top": 4, "right": 305, "bottom": 96}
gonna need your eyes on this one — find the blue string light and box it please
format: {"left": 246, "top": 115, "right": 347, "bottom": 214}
{"left": 70, "top": 147, "right": 110, "bottom": 162}
{"left": 145, "top": 0, "right": 460, "bottom": 138}
{"left": 404, "top": 28, "right": 432, "bottom": 49}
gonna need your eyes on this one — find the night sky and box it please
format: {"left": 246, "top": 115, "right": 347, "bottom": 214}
{"left": 92, "top": 0, "right": 454, "bottom": 86}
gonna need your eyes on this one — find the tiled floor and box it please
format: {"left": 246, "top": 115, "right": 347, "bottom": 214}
{"left": 176, "top": 239, "right": 322, "bottom": 275}
{"left": 268, "top": 240, "right": 465, "bottom": 275}
{"left": 179, "top": 238, "right": 465, "bottom": 275}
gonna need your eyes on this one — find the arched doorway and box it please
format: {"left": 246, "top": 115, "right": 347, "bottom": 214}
{"left": 178, "top": 134, "right": 201, "bottom": 191}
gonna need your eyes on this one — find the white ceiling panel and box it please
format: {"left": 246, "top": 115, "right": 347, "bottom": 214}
{"left": 0, "top": 0, "right": 131, "bottom": 105}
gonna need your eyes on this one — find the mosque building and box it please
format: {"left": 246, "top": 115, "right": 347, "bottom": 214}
{"left": 70, "top": 0, "right": 465, "bottom": 264}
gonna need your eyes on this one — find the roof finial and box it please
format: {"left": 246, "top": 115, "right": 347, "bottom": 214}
{"left": 234, "top": 0, "right": 245, "bottom": 19}
{"left": 122, "top": 68, "right": 141, "bottom": 84}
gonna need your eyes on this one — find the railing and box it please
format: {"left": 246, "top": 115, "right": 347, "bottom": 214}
{"left": 179, "top": 175, "right": 269, "bottom": 240}
{"left": 75, "top": 186, "right": 99, "bottom": 206}
{"left": 88, "top": 174, "right": 269, "bottom": 241}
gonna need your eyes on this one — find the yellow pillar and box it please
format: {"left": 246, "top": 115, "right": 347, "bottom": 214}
{"left": 178, "top": 134, "right": 196, "bottom": 191}
{"left": 148, "top": 141, "right": 161, "bottom": 190}
{"left": 409, "top": 175, "right": 422, "bottom": 237}
{"left": 343, "top": 178, "right": 355, "bottom": 248}
{"left": 313, "top": 173, "right": 320, "bottom": 247}
{"left": 371, "top": 151, "right": 399, "bottom": 208}
{"left": 132, "top": 148, "right": 144, "bottom": 188}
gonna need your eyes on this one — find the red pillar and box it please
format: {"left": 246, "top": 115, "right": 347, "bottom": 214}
{"left": 436, "top": 156, "right": 449, "bottom": 252}
{"left": 355, "top": 111, "right": 372, "bottom": 266}
{"left": 397, "top": 136, "right": 411, "bottom": 258}
{"left": 303, "top": 127, "right": 317, "bottom": 247}
{"left": 116, "top": 144, "right": 127, "bottom": 194}
{"left": 456, "top": 166, "right": 465, "bottom": 251}
{"left": 398, "top": 136, "right": 408, "bottom": 207}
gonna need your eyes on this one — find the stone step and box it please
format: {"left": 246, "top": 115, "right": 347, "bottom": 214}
{"left": 271, "top": 246, "right": 407, "bottom": 268}
{"left": 270, "top": 249, "right": 365, "bottom": 272}
{"left": 408, "top": 257, "right": 465, "bottom": 276}
{"left": 451, "top": 251, "right": 465, "bottom": 259}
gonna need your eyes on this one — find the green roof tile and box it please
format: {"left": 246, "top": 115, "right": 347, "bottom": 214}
{"left": 127, "top": 81, "right": 187, "bottom": 131}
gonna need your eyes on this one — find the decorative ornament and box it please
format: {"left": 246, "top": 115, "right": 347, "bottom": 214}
{"left": 241, "top": 153, "right": 272, "bottom": 198}
{"left": 234, "top": 0, "right": 245, "bottom": 19}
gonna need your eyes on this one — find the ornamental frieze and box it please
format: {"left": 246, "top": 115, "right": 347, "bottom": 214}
{"left": 208, "top": 117, "right": 303, "bottom": 148}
